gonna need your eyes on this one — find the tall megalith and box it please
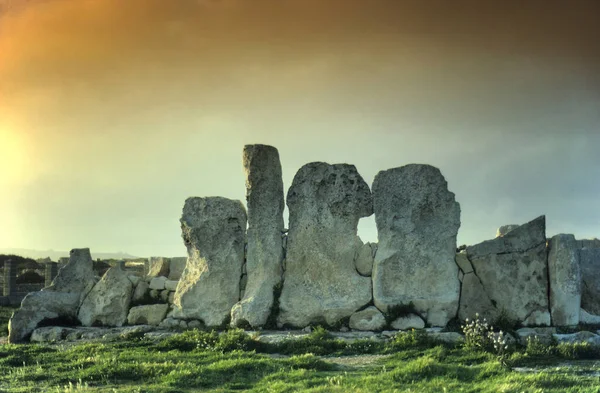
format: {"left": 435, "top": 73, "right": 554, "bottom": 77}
{"left": 231, "top": 144, "right": 285, "bottom": 328}
{"left": 172, "top": 197, "right": 246, "bottom": 327}
{"left": 372, "top": 164, "right": 461, "bottom": 327}
{"left": 277, "top": 163, "right": 373, "bottom": 327}
{"left": 548, "top": 234, "right": 581, "bottom": 326}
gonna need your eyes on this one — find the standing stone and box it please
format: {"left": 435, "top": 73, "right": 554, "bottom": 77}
{"left": 548, "top": 234, "right": 581, "bottom": 326}
{"left": 8, "top": 248, "right": 97, "bottom": 343}
{"left": 168, "top": 257, "right": 187, "bottom": 280}
{"left": 278, "top": 163, "right": 373, "bottom": 327}
{"left": 580, "top": 248, "right": 600, "bottom": 315}
{"left": 78, "top": 266, "right": 133, "bottom": 327}
{"left": 372, "top": 164, "right": 461, "bottom": 327}
{"left": 172, "top": 197, "right": 247, "bottom": 327}
{"left": 231, "top": 145, "right": 285, "bottom": 328}
{"left": 147, "top": 257, "right": 170, "bottom": 278}
{"left": 462, "top": 216, "right": 550, "bottom": 326}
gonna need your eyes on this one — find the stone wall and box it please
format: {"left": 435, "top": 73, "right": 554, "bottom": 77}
{"left": 7, "top": 144, "right": 600, "bottom": 343}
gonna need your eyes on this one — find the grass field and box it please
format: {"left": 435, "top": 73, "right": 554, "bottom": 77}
{"left": 1, "top": 326, "right": 600, "bottom": 393}
{"left": 1, "top": 306, "right": 17, "bottom": 338}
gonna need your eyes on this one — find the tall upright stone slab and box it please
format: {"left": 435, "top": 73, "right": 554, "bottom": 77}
{"left": 372, "top": 164, "right": 461, "bottom": 327}
{"left": 462, "top": 216, "right": 550, "bottom": 326}
{"left": 8, "top": 248, "right": 97, "bottom": 343}
{"left": 580, "top": 247, "right": 600, "bottom": 315}
{"left": 278, "top": 163, "right": 373, "bottom": 327}
{"left": 231, "top": 145, "right": 285, "bottom": 328}
{"left": 548, "top": 234, "right": 581, "bottom": 326}
{"left": 172, "top": 197, "right": 247, "bottom": 327}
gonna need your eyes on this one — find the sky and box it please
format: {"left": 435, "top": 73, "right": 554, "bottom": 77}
{"left": 0, "top": 0, "right": 599, "bottom": 257}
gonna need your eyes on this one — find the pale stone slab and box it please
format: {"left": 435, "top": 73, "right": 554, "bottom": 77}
{"left": 349, "top": 306, "right": 386, "bottom": 331}
{"left": 149, "top": 276, "right": 167, "bottom": 290}
{"left": 164, "top": 280, "right": 179, "bottom": 292}
{"left": 168, "top": 257, "right": 187, "bottom": 280}
{"left": 278, "top": 163, "right": 373, "bottom": 327}
{"left": 391, "top": 314, "right": 425, "bottom": 330}
{"left": 172, "top": 197, "right": 247, "bottom": 327}
{"left": 463, "top": 216, "right": 549, "bottom": 326}
{"left": 147, "top": 257, "right": 170, "bottom": 278}
{"left": 580, "top": 248, "right": 600, "bottom": 315}
{"left": 548, "top": 234, "right": 581, "bottom": 326}
{"left": 127, "top": 304, "right": 169, "bottom": 326}
{"left": 78, "top": 267, "right": 133, "bottom": 327}
{"left": 372, "top": 164, "right": 461, "bottom": 327}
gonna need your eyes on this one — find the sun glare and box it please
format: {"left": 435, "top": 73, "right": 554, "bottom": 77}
{"left": 0, "top": 127, "right": 29, "bottom": 186}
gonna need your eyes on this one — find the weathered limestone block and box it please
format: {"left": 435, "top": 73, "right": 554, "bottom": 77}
{"left": 553, "top": 331, "right": 600, "bottom": 346}
{"left": 45, "top": 248, "right": 98, "bottom": 299}
{"left": 8, "top": 248, "right": 97, "bottom": 343}
{"left": 578, "top": 238, "right": 600, "bottom": 249}
{"left": 391, "top": 314, "right": 425, "bottom": 330}
{"left": 458, "top": 272, "right": 498, "bottom": 321}
{"left": 349, "top": 307, "right": 386, "bottom": 331}
{"left": 30, "top": 326, "right": 72, "bottom": 342}
{"left": 372, "top": 164, "right": 461, "bottom": 327}
{"left": 164, "top": 280, "right": 178, "bottom": 292}
{"left": 127, "top": 304, "right": 169, "bottom": 326}
{"left": 168, "top": 257, "right": 187, "bottom": 280}
{"left": 580, "top": 248, "right": 600, "bottom": 315}
{"left": 580, "top": 308, "right": 600, "bottom": 324}
{"left": 172, "top": 197, "right": 247, "bottom": 327}
{"left": 278, "top": 163, "right": 373, "bottom": 327}
{"left": 149, "top": 276, "right": 167, "bottom": 290}
{"left": 147, "top": 257, "right": 170, "bottom": 278}
{"left": 354, "top": 238, "right": 374, "bottom": 276}
{"left": 78, "top": 267, "right": 133, "bottom": 327}
{"left": 160, "top": 290, "right": 170, "bottom": 302}
{"left": 548, "top": 234, "right": 581, "bottom": 326}
{"left": 231, "top": 144, "right": 285, "bottom": 328}
{"left": 462, "top": 216, "right": 550, "bottom": 326}
{"left": 496, "top": 224, "right": 520, "bottom": 238}
{"left": 127, "top": 275, "right": 141, "bottom": 287}
{"left": 132, "top": 281, "right": 149, "bottom": 303}
{"left": 455, "top": 252, "right": 473, "bottom": 274}
{"left": 516, "top": 327, "right": 556, "bottom": 345}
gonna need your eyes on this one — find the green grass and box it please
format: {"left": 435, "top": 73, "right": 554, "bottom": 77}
{"left": 1, "top": 327, "right": 600, "bottom": 392}
{"left": 0, "top": 306, "right": 17, "bottom": 337}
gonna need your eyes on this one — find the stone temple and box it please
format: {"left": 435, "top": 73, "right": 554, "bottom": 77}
{"left": 7, "top": 144, "right": 600, "bottom": 343}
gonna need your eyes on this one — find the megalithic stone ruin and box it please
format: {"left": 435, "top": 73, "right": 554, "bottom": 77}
{"left": 7, "top": 143, "right": 600, "bottom": 343}
{"left": 231, "top": 144, "right": 285, "bottom": 328}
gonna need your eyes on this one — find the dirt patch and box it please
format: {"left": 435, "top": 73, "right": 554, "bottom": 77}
{"left": 323, "top": 354, "right": 391, "bottom": 369}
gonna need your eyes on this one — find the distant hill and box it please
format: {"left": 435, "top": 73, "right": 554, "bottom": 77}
{"left": 0, "top": 248, "right": 140, "bottom": 261}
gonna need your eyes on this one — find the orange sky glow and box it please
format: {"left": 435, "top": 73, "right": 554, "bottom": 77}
{"left": 0, "top": 0, "right": 599, "bottom": 257}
